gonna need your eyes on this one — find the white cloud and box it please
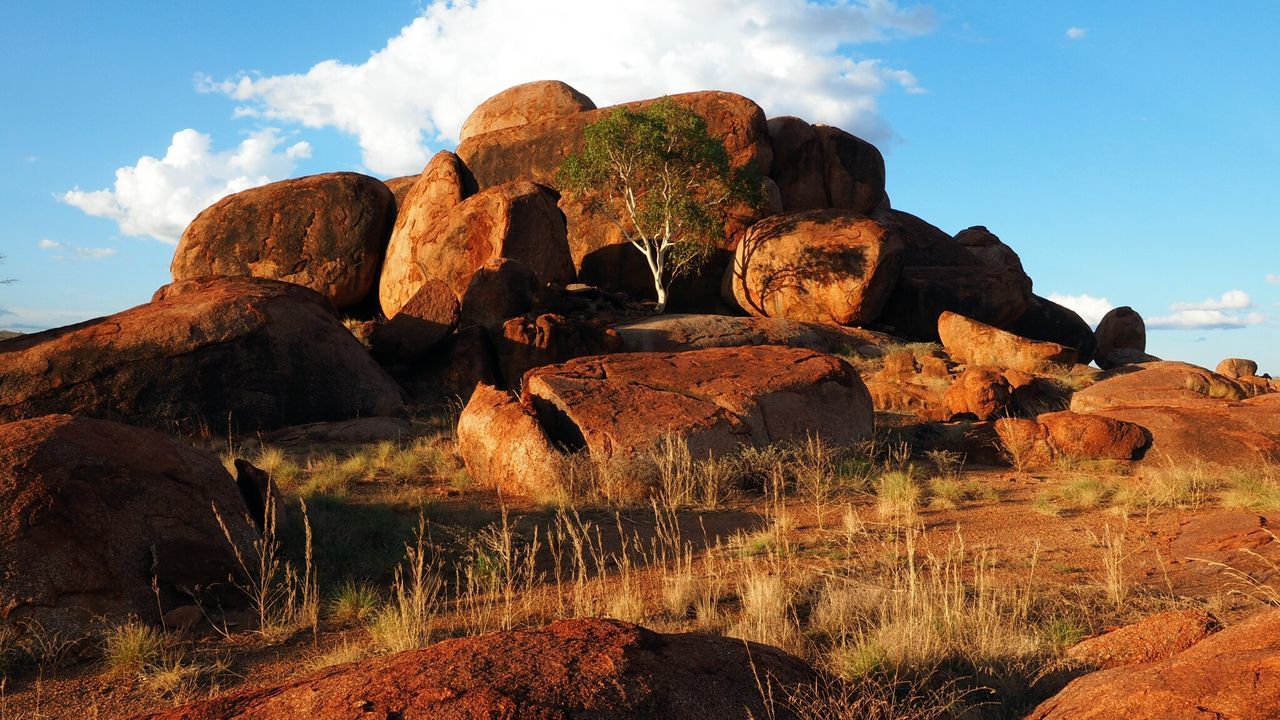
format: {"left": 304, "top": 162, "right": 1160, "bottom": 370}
{"left": 1065, "top": 27, "right": 1087, "bottom": 40}
{"left": 202, "top": 0, "right": 935, "bottom": 176}
{"left": 36, "top": 239, "right": 118, "bottom": 262}
{"left": 60, "top": 128, "right": 311, "bottom": 244}
{"left": 1170, "top": 289, "right": 1254, "bottom": 312}
{"left": 1047, "top": 292, "right": 1114, "bottom": 328}
{"left": 1148, "top": 309, "right": 1267, "bottom": 330}
{"left": 0, "top": 306, "right": 104, "bottom": 333}
{"left": 1267, "top": 273, "right": 1279, "bottom": 284}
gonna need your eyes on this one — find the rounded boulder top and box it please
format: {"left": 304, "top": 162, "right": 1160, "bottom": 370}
{"left": 459, "top": 80, "right": 596, "bottom": 142}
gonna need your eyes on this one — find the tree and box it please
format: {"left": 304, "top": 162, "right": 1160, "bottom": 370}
{"left": 558, "top": 99, "right": 760, "bottom": 312}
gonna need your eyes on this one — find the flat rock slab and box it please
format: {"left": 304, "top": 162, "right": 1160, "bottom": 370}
{"left": 613, "top": 313, "right": 891, "bottom": 355}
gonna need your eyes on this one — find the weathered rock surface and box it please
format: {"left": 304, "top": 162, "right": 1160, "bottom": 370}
{"left": 457, "top": 90, "right": 772, "bottom": 307}
{"left": 142, "top": 618, "right": 815, "bottom": 720}
{"left": 0, "top": 415, "right": 255, "bottom": 637}
{"left": 995, "top": 411, "right": 1149, "bottom": 467}
{"left": 459, "top": 346, "right": 873, "bottom": 493}
{"left": 456, "top": 383, "right": 565, "bottom": 497}
{"left": 495, "top": 313, "right": 624, "bottom": 389}
{"left": 1094, "top": 306, "right": 1146, "bottom": 368}
{"left": 1009, "top": 294, "right": 1098, "bottom": 363}
{"left": 814, "top": 125, "right": 889, "bottom": 213}
{"left": 460, "top": 80, "right": 596, "bottom": 142}
{"left": 613, "top": 313, "right": 891, "bottom": 356}
{"left": 944, "top": 366, "right": 1012, "bottom": 421}
{"left": 370, "top": 277, "right": 460, "bottom": 361}
{"left": 1029, "top": 608, "right": 1280, "bottom": 720}
{"left": 383, "top": 174, "right": 419, "bottom": 208}
{"left": 874, "top": 211, "right": 1033, "bottom": 340}
{"left": 1216, "top": 357, "right": 1259, "bottom": 379}
{"left": 938, "top": 311, "right": 1078, "bottom": 374}
{"left": 378, "top": 151, "right": 469, "bottom": 316}
{"left": 0, "top": 276, "right": 404, "bottom": 432}
{"left": 765, "top": 116, "right": 829, "bottom": 212}
{"left": 727, "top": 209, "right": 903, "bottom": 325}
{"left": 1066, "top": 609, "right": 1220, "bottom": 670}
{"left": 458, "top": 258, "right": 544, "bottom": 331}
{"left": 171, "top": 172, "right": 395, "bottom": 309}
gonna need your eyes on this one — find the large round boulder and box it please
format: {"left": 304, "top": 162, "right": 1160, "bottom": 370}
{"left": 378, "top": 151, "right": 470, "bottom": 316}
{"left": 141, "top": 618, "right": 815, "bottom": 720}
{"left": 1029, "top": 608, "right": 1280, "bottom": 720}
{"left": 456, "top": 90, "right": 772, "bottom": 309}
{"left": 171, "top": 172, "right": 395, "bottom": 309}
{"left": 938, "top": 311, "right": 1078, "bottom": 374}
{"left": 0, "top": 276, "right": 405, "bottom": 433}
{"left": 1094, "top": 306, "right": 1146, "bottom": 369}
{"left": 460, "top": 80, "right": 596, "bottom": 142}
{"left": 1216, "top": 357, "right": 1259, "bottom": 379}
{"left": 727, "top": 209, "right": 904, "bottom": 325}
{"left": 382, "top": 180, "right": 574, "bottom": 317}
{"left": 0, "top": 415, "right": 256, "bottom": 638}
{"left": 814, "top": 124, "right": 888, "bottom": 213}
{"left": 944, "top": 366, "right": 1012, "bottom": 421}
{"left": 766, "top": 116, "right": 828, "bottom": 212}
{"left": 873, "top": 210, "right": 1033, "bottom": 340}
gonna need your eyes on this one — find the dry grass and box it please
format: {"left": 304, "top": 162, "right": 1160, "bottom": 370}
{"left": 369, "top": 517, "right": 443, "bottom": 654}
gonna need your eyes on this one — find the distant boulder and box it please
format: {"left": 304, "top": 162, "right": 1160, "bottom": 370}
{"left": 1094, "top": 306, "right": 1146, "bottom": 369}
{"left": 1216, "top": 357, "right": 1259, "bottom": 379}
{"left": 460, "top": 80, "right": 596, "bottom": 142}
{"left": 0, "top": 276, "right": 404, "bottom": 433}
{"left": 171, "top": 172, "right": 395, "bottom": 309}
{"left": 0, "top": 414, "right": 256, "bottom": 638}
{"left": 727, "top": 209, "right": 904, "bottom": 325}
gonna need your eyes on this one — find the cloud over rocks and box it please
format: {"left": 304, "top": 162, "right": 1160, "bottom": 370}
{"left": 1047, "top": 292, "right": 1114, "bottom": 327}
{"left": 1150, "top": 289, "right": 1267, "bottom": 330}
{"left": 203, "top": 0, "right": 935, "bottom": 176}
{"left": 60, "top": 128, "right": 311, "bottom": 244}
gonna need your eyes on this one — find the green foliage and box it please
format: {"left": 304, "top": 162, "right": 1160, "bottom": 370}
{"left": 557, "top": 98, "right": 762, "bottom": 309}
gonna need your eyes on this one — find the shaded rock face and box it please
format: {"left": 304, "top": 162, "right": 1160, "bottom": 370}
{"left": 765, "top": 117, "right": 888, "bottom": 214}
{"left": 142, "top": 618, "right": 816, "bottom": 720}
{"left": 613, "top": 313, "right": 891, "bottom": 356}
{"left": 495, "top": 313, "right": 624, "bottom": 390}
{"left": 1009, "top": 294, "right": 1098, "bottom": 364}
{"left": 458, "top": 258, "right": 544, "bottom": 331}
{"left": 873, "top": 210, "right": 1033, "bottom": 340}
{"left": 0, "top": 276, "right": 404, "bottom": 433}
{"left": 459, "top": 346, "right": 873, "bottom": 495}
{"left": 460, "top": 80, "right": 597, "bottom": 142}
{"left": 995, "top": 411, "right": 1150, "bottom": 468}
{"left": 727, "top": 209, "right": 904, "bottom": 325}
{"left": 1066, "top": 609, "right": 1220, "bottom": 671}
{"left": 172, "top": 172, "right": 395, "bottom": 309}
{"left": 0, "top": 415, "right": 255, "bottom": 638}
{"left": 457, "top": 90, "right": 772, "bottom": 309}
{"left": 938, "top": 311, "right": 1078, "bottom": 374}
{"left": 370, "top": 277, "right": 460, "bottom": 362}
{"left": 1029, "top": 608, "right": 1280, "bottom": 720}
{"left": 378, "top": 151, "right": 469, "bottom": 317}
{"left": 1070, "top": 362, "right": 1279, "bottom": 466}
{"left": 1094, "top": 306, "right": 1146, "bottom": 368}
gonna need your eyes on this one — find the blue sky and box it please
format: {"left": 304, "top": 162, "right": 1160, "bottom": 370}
{"left": 2, "top": 1, "right": 1276, "bottom": 371}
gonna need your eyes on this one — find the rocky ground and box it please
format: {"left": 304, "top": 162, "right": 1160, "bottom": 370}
{"left": 1, "top": 81, "right": 1277, "bottom": 719}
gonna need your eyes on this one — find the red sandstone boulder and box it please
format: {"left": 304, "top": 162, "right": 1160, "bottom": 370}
{"left": 813, "top": 125, "right": 889, "bottom": 213}
{"left": 944, "top": 366, "right": 1012, "bottom": 420}
{"left": 458, "top": 258, "right": 544, "bottom": 331}
{"left": 456, "top": 383, "right": 565, "bottom": 498}
{"left": 378, "top": 151, "right": 469, "bottom": 316}
{"left": 1029, "top": 608, "right": 1280, "bottom": 720}
{"left": 1071, "top": 362, "right": 1263, "bottom": 412}
{"left": 1066, "top": 609, "right": 1220, "bottom": 670}
{"left": 459, "top": 347, "right": 873, "bottom": 494}
{"left": 938, "top": 311, "right": 1078, "bottom": 374}
{"left": 370, "top": 277, "right": 460, "bottom": 361}
{"left": 495, "top": 313, "right": 624, "bottom": 390}
{"left": 171, "top": 172, "right": 395, "bottom": 309}
{"left": 0, "top": 415, "right": 256, "bottom": 638}
{"left": 727, "top": 209, "right": 904, "bottom": 325}
{"left": 766, "top": 116, "right": 828, "bottom": 212}
{"left": 994, "top": 411, "right": 1149, "bottom": 467}
{"left": 0, "top": 276, "right": 404, "bottom": 432}
{"left": 456, "top": 91, "right": 772, "bottom": 308}
{"left": 1094, "top": 306, "right": 1146, "bottom": 369}
{"left": 460, "top": 80, "right": 596, "bottom": 142}
{"left": 1216, "top": 357, "right": 1259, "bottom": 379}
{"left": 141, "top": 618, "right": 815, "bottom": 720}
{"left": 874, "top": 210, "right": 1033, "bottom": 339}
